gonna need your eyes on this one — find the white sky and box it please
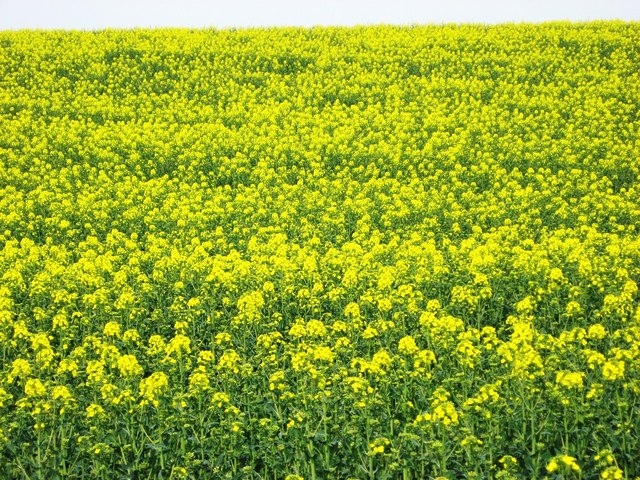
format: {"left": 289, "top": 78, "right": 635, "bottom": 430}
{"left": 0, "top": 0, "right": 639, "bottom": 30}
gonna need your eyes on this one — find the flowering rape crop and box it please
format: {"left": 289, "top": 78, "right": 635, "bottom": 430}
{"left": 0, "top": 22, "right": 639, "bottom": 479}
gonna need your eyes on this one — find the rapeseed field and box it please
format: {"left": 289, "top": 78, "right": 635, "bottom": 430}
{"left": 0, "top": 23, "right": 639, "bottom": 479}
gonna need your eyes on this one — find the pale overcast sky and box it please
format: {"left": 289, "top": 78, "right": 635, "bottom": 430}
{"left": 0, "top": 0, "right": 638, "bottom": 30}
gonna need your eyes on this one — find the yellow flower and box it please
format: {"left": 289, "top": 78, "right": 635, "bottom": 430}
{"left": 548, "top": 455, "right": 581, "bottom": 473}
{"left": 305, "top": 319, "right": 327, "bottom": 337}
{"left": 139, "top": 372, "right": 169, "bottom": 407}
{"left": 30, "top": 332, "right": 51, "bottom": 351}
{"left": 288, "top": 323, "right": 307, "bottom": 338}
{"left": 587, "top": 323, "right": 607, "bottom": 340}
{"left": 344, "top": 302, "right": 361, "bottom": 321}
{"left": 217, "top": 349, "right": 242, "bottom": 374}
{"left": 100, "top": 383, "right": 119, "bottom": 402}
{"left": 51, "top": 385, "right": 73, "bottom": 402}
{"left": 164, "top": 334, "right": 191, "bottom": 361}
{"left": 188, "top": 368, "right": 210, "bottom": 394}
{"left": 269, "top": 371, "right": 287, "bottom": 391}
{"left": 560, "top": 455, "right": 581, "bottom": 472}
{"left": 601, "top": 467, "right": 624, "bottom": 480}
{"left": 432, "top": 402, "right": 460, "bottom": 426}
{"left": 565, "top": 301, "right": 582, "bottom": 316}
{"left": 368, "top": 437, "right": 391, "bottom": 456}
{"left": 211, "top": 392, "right": 230, "bottom": 408}
{"left": 460, "top": 435, "right": 483, "bottom": 447}
{"left": 331, "top": 320, "right": 349, "bottom": 334}
{"left": 86, "top": 403, "right": 105, "bottom": 419}
{"left": 549, "top": 267, "right": 566, "bottom": 283}
{"left": 398, "top": 335, "right": 419, "bottom": 355}
{"left": 214, "top": 332, "right": 232, "bottom": 345}
{"left": 103, "top": 321, "right": 122, "bottom": 338}
{"left": 413, "top": 412, "right": 432, "bottom": 424}
{"left": 235, "top": 290, "right": 265, "bottom": 323}
{"left": 86, "top": 360, "right": 106, "bottom": 385}
{"left": 7, "top": 358, "right": 31, "bottom": 383}
{"left": 586, "top": 383, "right": 604, "bottom": 400}
{"left": 515, "top": 296, "right": 535, "bottom": 315}
{"left": 24, "top": 378, "right": 46, "bottom": 398}
{"left": 362, "top": 326, "right": 378, "bottom": 339}
{"left": 147, "top": 335, "right": 167, "bottom": 355}
{"left": 262, "top": 281, "right": 275, "bottom": 294}
{"left": 366, "top": 349, "right": 393, "bottom": 375}
{"left": 123, "top": 329, "right": 141, "bottom": 344}
{"left": 377, "top": 298, "right": 393, "bottom": 312}
{"left": 499, "top": 455, "right": 518, "bottom": 470}
{"left": 311, "top": 345, "right": 334, "bottom": 363}
{"left": 12, "top": 320, "right": 31, "bottom": 340}
{"left": 547, "top": 459, "right": 559, "bottom": 473}
{"left": 602, "top": 360, "right": 625, "bottom": 381}
{"left": 117, "top": 354, "right": 143, "bottom": 377}
{"left": 197, "top": 350, "right": 215, "bottom": 364}
{"left": 555, "top": 370, "right": 585, "bottom": 390}
{"left": 0, "top": 387, "right": 13, "bottom": 408}
{"left": 56, "top": 357, "right": 79, "bottom": 378}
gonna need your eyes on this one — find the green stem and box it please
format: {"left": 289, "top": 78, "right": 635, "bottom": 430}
{"left": 308, "top": 442, "right": 317, "bottom": 480}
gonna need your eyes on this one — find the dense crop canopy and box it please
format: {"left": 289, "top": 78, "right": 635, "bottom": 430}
{"left": 0, "top": 22, "right": 639, "bottom": 479}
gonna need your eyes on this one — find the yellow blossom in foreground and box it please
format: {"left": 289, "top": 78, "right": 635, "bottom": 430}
{"left": 86, "top": 360, "right": 105, "bottom": 385}
{"left": 211, "top": 392, "right": 230, "bottom": 408}
{"left": 601, "top": 467, "right": 624, "bottom": 480}
{"left": 147, "top": 335, "right": 166, "bottom": 355}
{"left": 602, "top": 360, "right": 625, "bottom": 381}
{"left": 362, "top": 326, "right": 378, "bottom": 339}
{"left": 217, "top": 349, "right": 242, "bottom": 374}
{"left": 547, "top": 455, "right": 581, "bottom": 473}
{"left": 214, "top": 333, "right": 232, "bottom": 345}
{"left": 24, "top": 378, "right": 46, "bottom": 398}
{"left": 0, "top": 387, "right": 13, "bottom": 408}
{"left": 188, "top": 368, "right": 210, "bottom": 394}
{"left": 555, "top": 370, "right": 585, "bottom": 390}
{"left": 103, "top": 321, "right": 122, "bottom": 338}
{"left": 398, "top": 335, "right": 419, "bottom": 355}
{"left": 51, "top": 385, "right": 73, "bottom": 402}
{"left": 432, "top": 402, "right": 460, "bottom": 426}
{"left": 587, "top": 323, "right": 607, "bottom": 340}
{"left": 368, "top": 437, "right": 391, "bottom": 455}
{"left": 164, "top": 334, "right": 191, "bottom": 361}
{"left": 86, "top": 403, "right": 105, "bottom": 419}
{"left": 197, "top": 350, "right": 215, "bottom": 364}
{"left": 311, "top": 345, "right": 334, "bottom": 363}
{"left": 139, "top": 372, "right": 169, "bottom": 407}
{"left": 7, "top": 358, "right": 32, "bottom": 383}
{"left": 57, "top": 358, "right": 79, "bottom": 377}
{"left": 117, "top": 354, "right": 143, "bottom": 377}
